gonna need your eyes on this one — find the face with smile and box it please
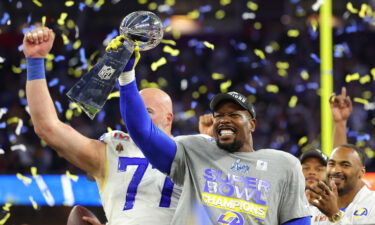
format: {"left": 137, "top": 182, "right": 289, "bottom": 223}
{"left": 327, "top": 146, "right": 365, "bottom": 196}
{"left": 212, "top": 101, "right": 256, "bottom": 153}
{"left": 302, "top": 157, "right": 327, "bottom": 187}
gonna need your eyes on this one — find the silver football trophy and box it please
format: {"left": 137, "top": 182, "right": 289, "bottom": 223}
{"left": 66, "top": 11, "right": 163, "bottom": 119}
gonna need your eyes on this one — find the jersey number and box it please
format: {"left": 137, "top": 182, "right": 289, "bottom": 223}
{"left": 118, "top": 157, "right": 174, "bottom": 210}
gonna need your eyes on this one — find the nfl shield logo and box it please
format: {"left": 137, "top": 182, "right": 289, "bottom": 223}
{"left": 98, "top": 65, "right": 115, "bottom": 80}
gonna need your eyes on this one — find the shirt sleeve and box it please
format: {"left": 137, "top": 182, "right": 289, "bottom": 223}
{"left": 119, "top": 81, "right": 176, "bottom": 174}
{"left": 279, "top": 158, "right": 311, "bottom": 223}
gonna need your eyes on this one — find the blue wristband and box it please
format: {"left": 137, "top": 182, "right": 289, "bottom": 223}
{"left": 27, "top": 58, "right": 45, "bottom": 81}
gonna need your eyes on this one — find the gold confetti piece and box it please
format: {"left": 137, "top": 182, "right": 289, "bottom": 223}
{"left": 2, "top": 203, "right": 11, "bottom": 211}
{"left": 192, "top": 91, "right": 200, "bottom": 99}
{"left": 165, "top": 26, "right": 172, "bottom": 33}
{"left": 107, "top": 127, "right": 113, "bottom": 132}
{"left": 84, "top": 0, "right": 93, "bottom": 4}
{"left": 172, "top": 30, "right": 181, "bottom": 39}
{"left": 254, "top": 49, "right": 265, "bottom": 59}
{"left": 165, "top": 0, "right": 175, "bottom": 6}
{"left": 353, "top": 97, "right": 369, "bottom": 105}
{"left": 188, "top": 9, "right": 200, "bottom": 19}
{"left": 29, "top": 196, "right": 39, "bottom": 210}
{"left": 67, "top": 20, "right": 75, "bottom": 29}
{"left": 31, "top": 166, "right": 38, "bottom": 178}
{"left": 198, "top": 85, "right": 207, "bottom": 94}
{"left": 359, "top": 75, "right": 371, "bottom": 84}
{"left": 107, "top": 91, "right": 120, "bottom": 100}
{"left": 18, "top": 88, "right": 25, "bottom": 98}
{"left": 163, "top": 45, "right": 180, "bottom": 56}
{"left": 46, "top": 60, "right": 53, "bottom": 72}
{"left": 277, "top": 69, "right": 287, "bottom": 77}
{"left": 148, "top": 2, "right": 157, "bottom": 10}
{"left": 7, "top": 117, "right": 19, "bottom": 124}
{"left": 266, "top": 84, "right": 279, "bottom": 93}
{"left": 203, "top": 41, "right": 215, "bottom": 50}
{"left": 300, "top": 70, "right": 309, "bottom": 80}
{"left": 372, "top": 118, "right": 375, "bottom": 126}
{"left": 32, "top": 0, "right": 42, "bottom": 7}
{"left": 46, "top": 53, "right": 54, "bottom": 61}
{"left": 157, "top": 77, "right": 168, "bottom": 87}
{"left": 371, "top": 68, "right": 375, "bottom": 80}
{"left": 215, "top": 10, "right": 226, "bottom": 20}
{"left": 220, "top": 0, "right": 231, "bottom": 6}
{"left": 358, "top": 4, "right": 369, "bottom": 18}
{"left": 220, "top": 80, "right": 232, "bottom": 93}
{"left": 362, "top": 91, "right": 372, "bottom": 99}
{"left": 254, "top": 22, "right": 262, "bottom": 30}
{"left": 298, "top": 136, "right": 308, "bottom": 146}
{"left": 73, "top": 40, "right": 81, "bottom": 50}
{"left": 246, "top": 1, "right": 258, "bottom": 11}
{"left": 365, "top": 147, "right": 375, "bottom": 158}
{"left": 347, "top": 2, "right": 358, "bottom": 14}
{"left": 11, "top": 65, "right": 22, "bottom": 74}
{"left": 61, "top": 34, "right": 70, "bottom": 45}
{"left": 42, "top": 16, "right": 46, "bottom": 26}
{"left": 65, "top": 1, "right": 74, "bottom": 7}
{"left": 66, "top": 170, "right": 79, "bottom": 182}
{"left": 151, "top": 57, "right": 167, "bottom": 71}
{"left": 289, "top": 96, "right": 298, "bottom": 108}
{"left": 65, "top": 109, "right": 73, "bottom": 120}
{"left": 0, "top": 213, "right": 10, "bottom": 225}
{"left": 212, "top": 73, "right": 225, "bottom": 80}
{"left": 41, "top": 139, "right": 47, "bottom": 147}
{"left": 184, "top": 110, "right": 196, "bottom": 118}
{"left": 138, "top": 0, "right": 147, "bottom": 4}
{"left": 57, "top": 13, "right": 68, "bottom": 26}
{"left": 276, "top": 61, "right": 290, "bottom": 69}
{"left": 270, "top": 41, "right": 280, "bottom": 51}
{"left": 287, "top": 29, "right": 300, "bottom": 37}
{"left": 345, "top": 73, "right": 360, "bottom": 83}
{"left": 16, "top": 173, "right": 32, "bottom": 184}
{"left": 311, "top": 18, "right": 318, "bottom": 31}
{"left": 161, "top": 39, "right": 176, "bottom": 46}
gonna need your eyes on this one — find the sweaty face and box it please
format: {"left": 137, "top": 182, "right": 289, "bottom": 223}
{"left": 327, "top": 147, "right": 364, "bottom": 196}
{"left": 302, "top": 157, "right": 327, "bottom": 188}
{"left": 212, "top": 101, "right": 255, "bottom": 153}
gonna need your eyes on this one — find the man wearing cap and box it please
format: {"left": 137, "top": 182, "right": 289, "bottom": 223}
{"left": 300, "top": 149, "right": 328, "bottom": 189}
{"left": 118, "top": 77, "right": 311, "bottom": 224}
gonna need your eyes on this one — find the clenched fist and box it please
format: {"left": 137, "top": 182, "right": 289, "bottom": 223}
{"left": 23, "top": 27, "right": 55, "bottom": 58}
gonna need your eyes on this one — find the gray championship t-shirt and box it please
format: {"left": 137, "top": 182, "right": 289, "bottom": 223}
{"left": 170, "top": 134, "right": 310, "bottom": 225}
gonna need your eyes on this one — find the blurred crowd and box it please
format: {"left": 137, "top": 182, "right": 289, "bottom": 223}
{"left": 0, "top": 0, "right": 374, "bottom": 175}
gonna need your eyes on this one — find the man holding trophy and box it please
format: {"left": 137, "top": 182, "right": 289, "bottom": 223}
{"left": 23, "top": 12, "right": 183, "bottom": 225}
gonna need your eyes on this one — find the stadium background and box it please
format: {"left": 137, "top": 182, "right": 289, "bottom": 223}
{"left": 0, "top": 0, "right": 374, "bottom": 224}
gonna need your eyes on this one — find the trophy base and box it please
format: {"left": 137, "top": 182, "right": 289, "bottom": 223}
{"left": 67, "top": 95, "right": 101, "bottom": 120}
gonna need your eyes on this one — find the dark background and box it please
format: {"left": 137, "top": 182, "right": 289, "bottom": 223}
{"left": 0, "top": 0, "right": 374, "bottom": 224}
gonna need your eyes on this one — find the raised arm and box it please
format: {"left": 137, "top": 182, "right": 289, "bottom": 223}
{"left": 199, "top": 114, "right": 214, "bottom": 137}
{"left": 330, "top": 87, "right": 352, "bottom": 147}
{"left": 118, "top": 80, "right": 176, "bottom": 174}
{"left": 24, "top": 27, "right": 105, "bottom": 183}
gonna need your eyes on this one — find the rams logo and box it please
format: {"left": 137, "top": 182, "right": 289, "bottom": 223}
{"left": 354, "top": 208, "right": 368, "bottom": 218}
{"left": 218, "top": 211, "right": 244, "bottom": 225}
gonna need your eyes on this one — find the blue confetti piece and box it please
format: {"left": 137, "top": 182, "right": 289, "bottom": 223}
{"left": 191, "top": 101, "right": 198, "bottom": 109}
{"left": 203, "top": 26, "right": 215, "bottom": 33}
{"left": 176, "top": 65, "right": 186, "bottom": 72}
{"left": 27, "top": 13, "right": 32, "bottom": 24}
{"left": 207, "top": 93, "right": 215, "bottom": 101}
{"left": 20, "top": 98, "right": 27, "bottom": 106}
{"left": 194, "top": 48, "right": 203, "bottom": 55}
{"left": 0, "top": 12, "right": 10, "bottom": 25}
{"left": 79, "top": 47, "right": 87, "bottom": 63}
{"left": 236, "top": 57, "right": 250, "bottom": 63}
{"left": 66, "top": 43, "right": 73, "bottom": 51}
{"left": 290, "top": 0, "right": 300, "bottom": 3}
{"left": 55, "top": 101, "right": 63, "bottom": 113}
{"left": 79, "top": 3, "right": 86, "bottom": 11}
{"left": 270, "top": 141, "right": 281, "bottom": 149}
{"left": 342, "top": 42, "right": 351, "bottom": 57}
{"left": 105, "top": 29, "right": 118, "bottom": 41}
{"left": 356, "top": 134, "right": 370, "bottom": 142}
{"left": 307, "top": 82, "right": 319, "bottom": 89}
{"left": 290, "top": 145, "right": 299, "bottom": 155}
{"left": 295, "top": 6, "right": 304, "bottom": 14}
{"left": 199, "top": 5, "right": 212, "bottom": 13}
{"left": 348, "top": 130, "right": 358, "bottom": 138}
{"left": 237, "top": 43, "right": 247, "bottom": 51}
{"left": 48, "top": 78, "right": 59, "bottom": 87}
{"left": 20, "top": 63, "right": 26, "bottom": 69}
{"left": 21, "top": 126, "right": 28, "bottom": 133}
{"left": 310, "top": 53, "right": 321, "bottom": 63}
{"left": 22, "top": 25, "right": 36, "bottom": 34}
{"left": 188, "top": 39, "right": 198, "bottom": 47}
{"left": 8, "top": 134, "right": 16, "bottom": 142}
{"left": 285, "top": 43, "right": 297, "bottom": 54}
{"left": 54, "top": 55, "right": 65, "bottom": 62}
{"left": 295, "top": 84, "right": 305, "bottom": 93}
{"left": 334, "top": 44, "right": 344, "bottom": 58}
{"left": 18, "top": 44, "right": 23, "bottom": 52}
{"left": 163, "top": 18, "right": 171, "bottom": 27}
{"left": 308, "top": 26, "right": 318, "bottom": 40}
{"left": 59, "top": 85, "right": 66, "bottom": 94}
{"left": 191, "top": 76, "right": 199, "bottom": 83}
{"left": 16, "top": 1, "right": 22, "bottom": 8}
{"left": 244, "top": 84, "right": 256, "bottom": 94}
{"left": 115, "top": 124, "right": 122, "bottom": 131}
{"left": 253, "top": 75, "right": 263, "bottom": 86}
{"left": 0, "top": 122, "right": 6, "bottom": 128}
{"left": 97, "top": 111, "right": 106, "bottom": 123}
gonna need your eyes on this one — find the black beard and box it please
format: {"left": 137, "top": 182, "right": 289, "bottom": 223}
{"left": 216, "top": 140, "right": 243, "bottom": 153}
